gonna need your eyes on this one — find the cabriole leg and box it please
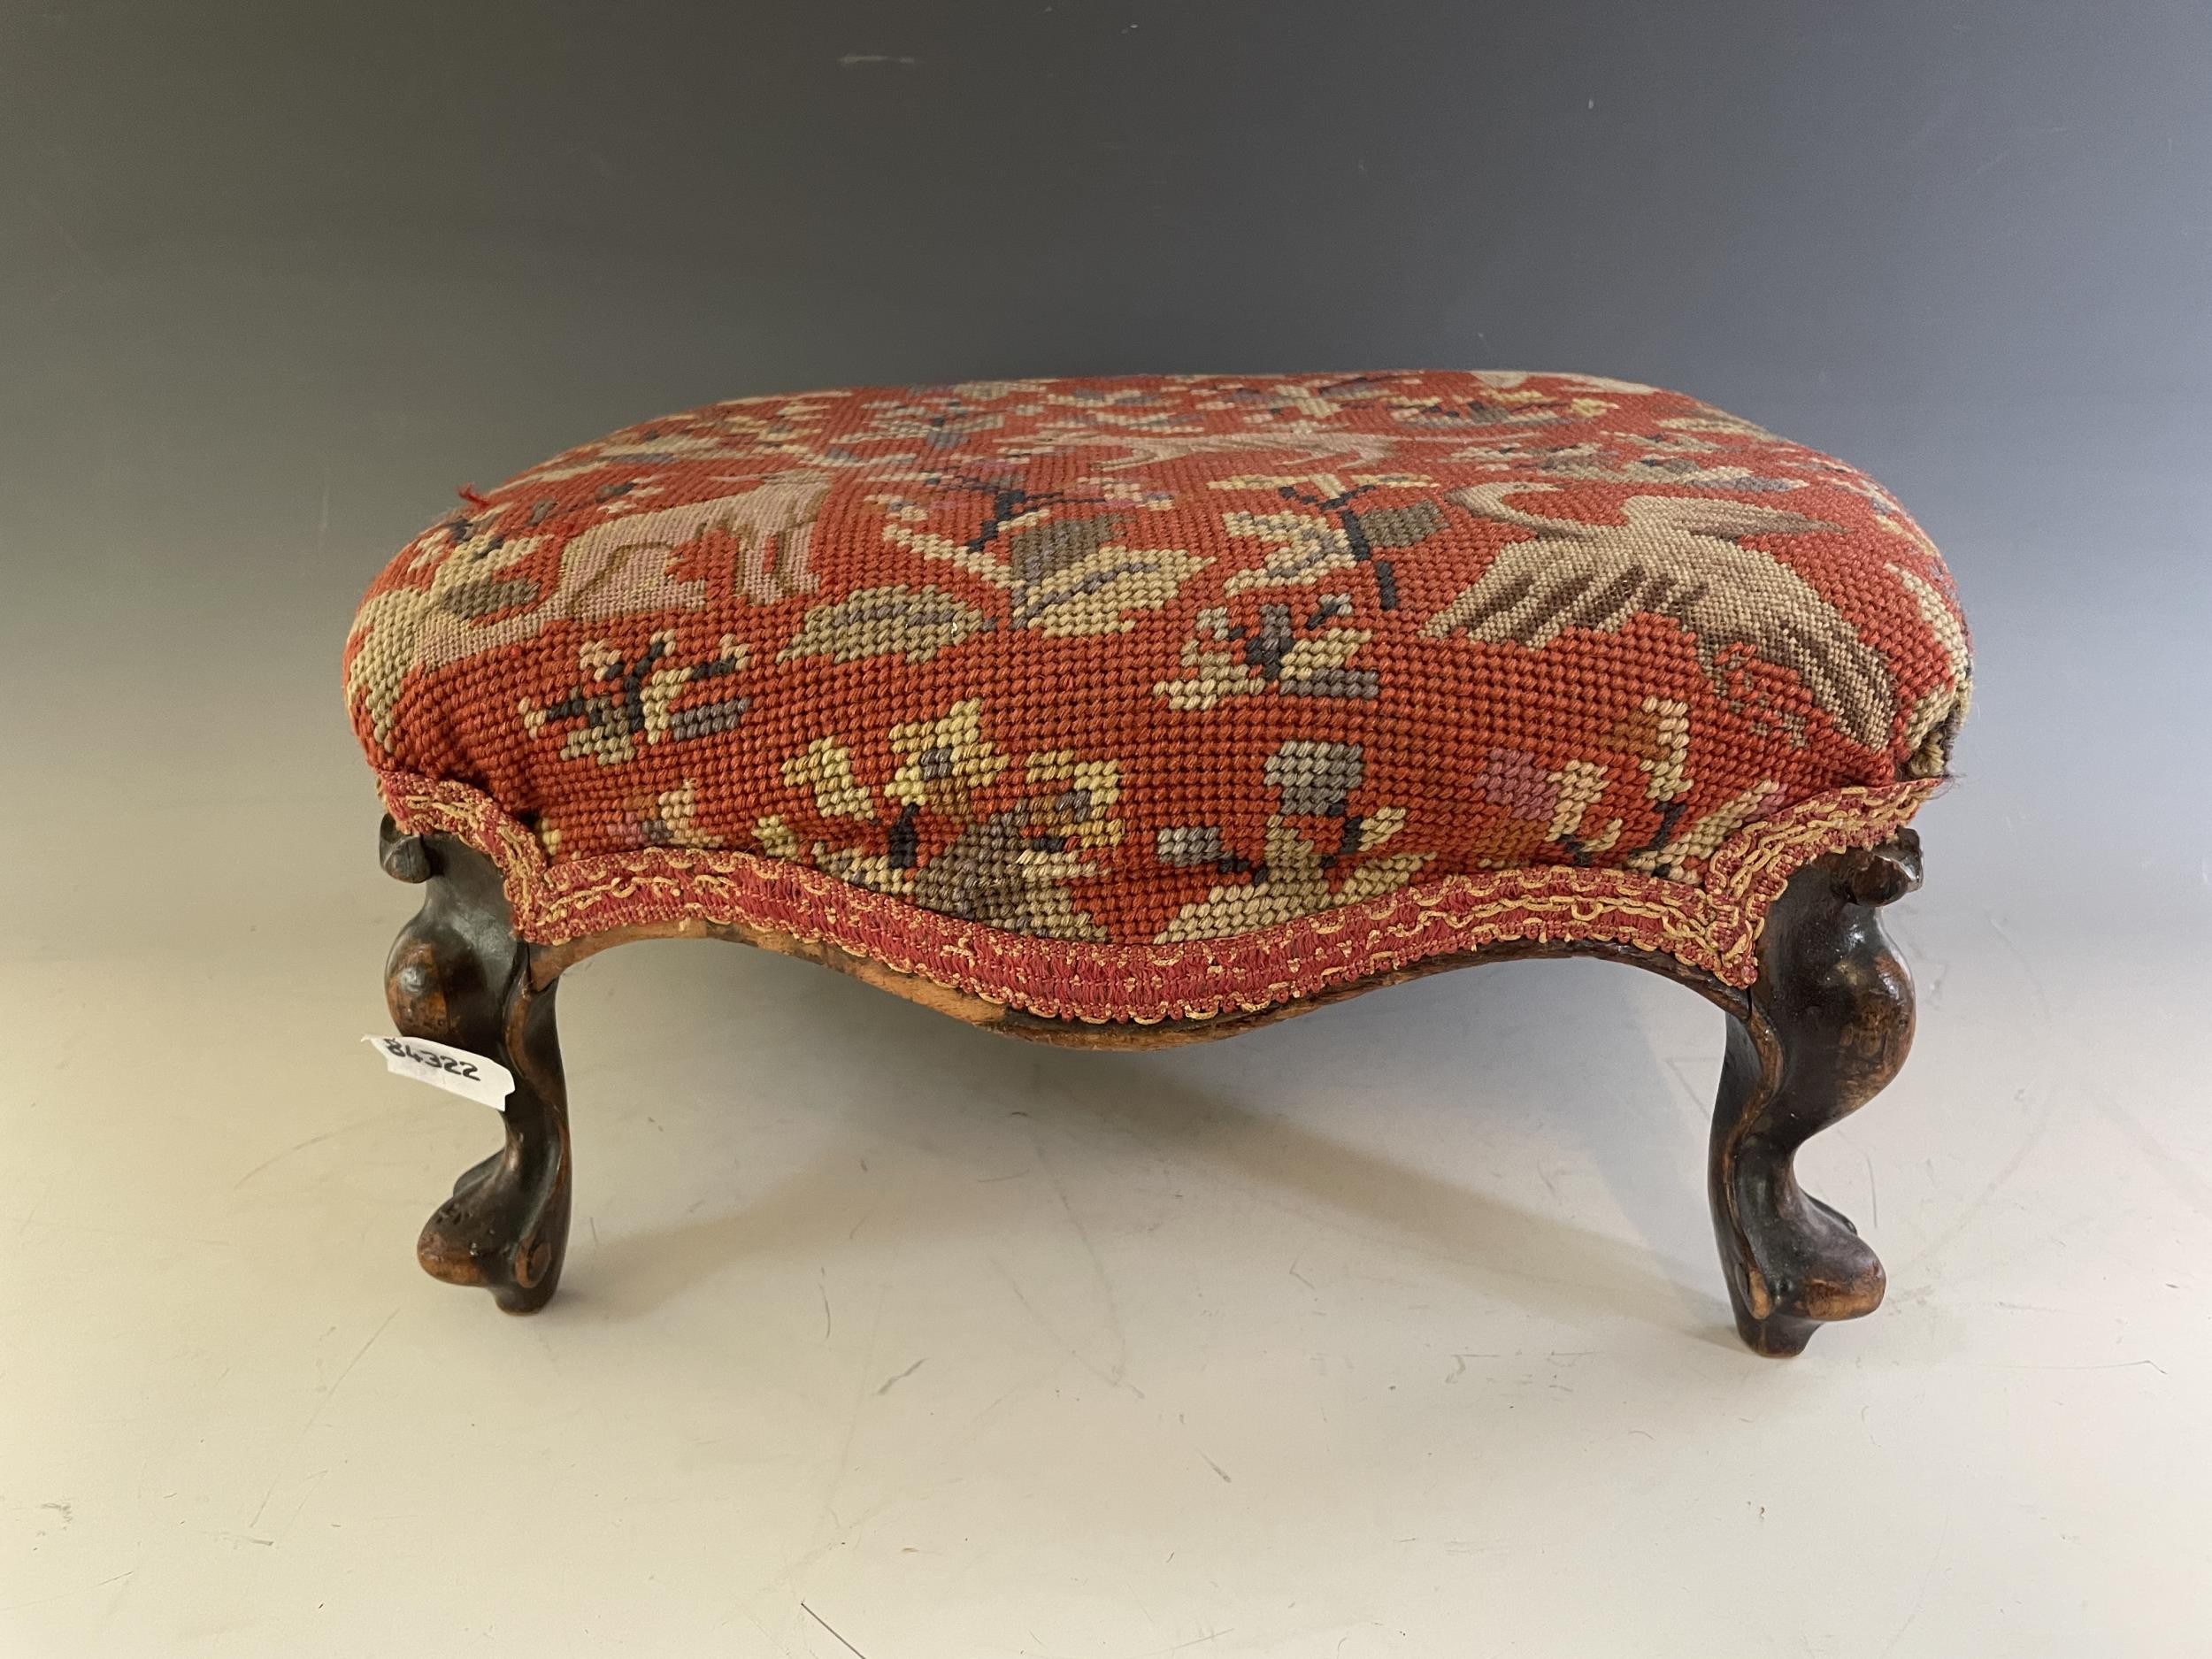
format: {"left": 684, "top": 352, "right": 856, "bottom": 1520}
{"left": 380, "top": 817, "right": 572, "bottom": 1313}
{"left": 1710, "top": 832, "right": 1921, "bottom": 1356}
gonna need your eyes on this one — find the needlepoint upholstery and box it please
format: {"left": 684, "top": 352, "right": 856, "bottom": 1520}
{"left": 347, "top": 372, "right": 1970, "bottom": 1023}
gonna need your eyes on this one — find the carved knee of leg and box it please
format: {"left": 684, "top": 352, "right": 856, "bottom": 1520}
{"left": 386, "top": 921, "right": 492, "bottom": 1046}
{"left": 381, "top": 824, "right": 520, "bottom": 1051}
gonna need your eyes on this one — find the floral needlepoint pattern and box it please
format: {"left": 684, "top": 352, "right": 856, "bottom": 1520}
{"left": 763, "top": 699, "right": 1125, "bottom": 941}
{"left": 518, "top": 631, "right": 749, "bottom": 766}
{"left": 348, "top": 371, "right": 1970, "bottom": 1019}
{"left": 1155, "top": 741, "right": 1430, "bottom": 941}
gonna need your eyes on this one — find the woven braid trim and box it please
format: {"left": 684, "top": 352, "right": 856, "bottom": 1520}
{"left": 377, "top": 772, "right": 1939, "bottom": 1023}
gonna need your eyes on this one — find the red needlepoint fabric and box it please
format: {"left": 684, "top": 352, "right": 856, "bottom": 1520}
{"left": 348, "top": 372, "right": 1970, "bottom": 1020}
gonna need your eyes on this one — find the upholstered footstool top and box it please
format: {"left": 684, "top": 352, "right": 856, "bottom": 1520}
{"left": 349, "top": 371, "right": 1969, "bottom": 1353}
{"left": 350, "top": 371, "right": 1967, "bottom": 1018}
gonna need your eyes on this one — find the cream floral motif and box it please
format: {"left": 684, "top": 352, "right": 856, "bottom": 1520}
{"left": 622, "top": 781, "right": 720, "bottom": 849}
{"left": 1155, "top": 741, "right": 1432, "bottom": 942}
{"left": 874, "top": 483, "right": 1208, "bottom": 636}
{"left": 1466, "top": 694, "right": 1726, "bottom": 875}
{"left": 1153, "top": 596, "right": 1375, "bottom": 710}
{"left": 1208, "top": 472, "right": 1443, "bottom": 598}
{"left": 517, "top": 632, "right": 750, "bottom": 766}
{"left": 766, "top": 699, "right": 1125, "bottom": 941}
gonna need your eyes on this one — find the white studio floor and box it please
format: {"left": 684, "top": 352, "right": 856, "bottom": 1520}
{"left": 2, "top": 749, "right": 2205, "bottom": 1656}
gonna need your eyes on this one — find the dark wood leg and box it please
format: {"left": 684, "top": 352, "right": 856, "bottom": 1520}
{"left": 1710, "top": 831, "right": 1921, "bottom": 1356}
{"left": 380, "top": 817, "right": 572, "bottom": 1314}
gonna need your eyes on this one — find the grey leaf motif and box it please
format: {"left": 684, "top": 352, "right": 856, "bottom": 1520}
{"left": 438, "top": 576, "right": 541, "bottom": 619}
{"left": 777, "top": 584, "right": 991, "bottom": 664}
{"left": 1003, "top": 515, "right": 1119, "bottom": 584}
{"left": 1426, "top": 484, "right": 1896, "bottom": 750}
{"left": 1347, "top": 500, "right": 1447, "bottom": 549}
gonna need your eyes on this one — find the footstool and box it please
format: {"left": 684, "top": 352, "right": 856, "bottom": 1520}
{"left": 346, "top": 371, "right": 1970, "bottom": 1356}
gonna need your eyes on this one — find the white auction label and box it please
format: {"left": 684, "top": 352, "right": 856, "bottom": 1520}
{"left": 362, "top": 1034, "right": 514, "bottom": 1110}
